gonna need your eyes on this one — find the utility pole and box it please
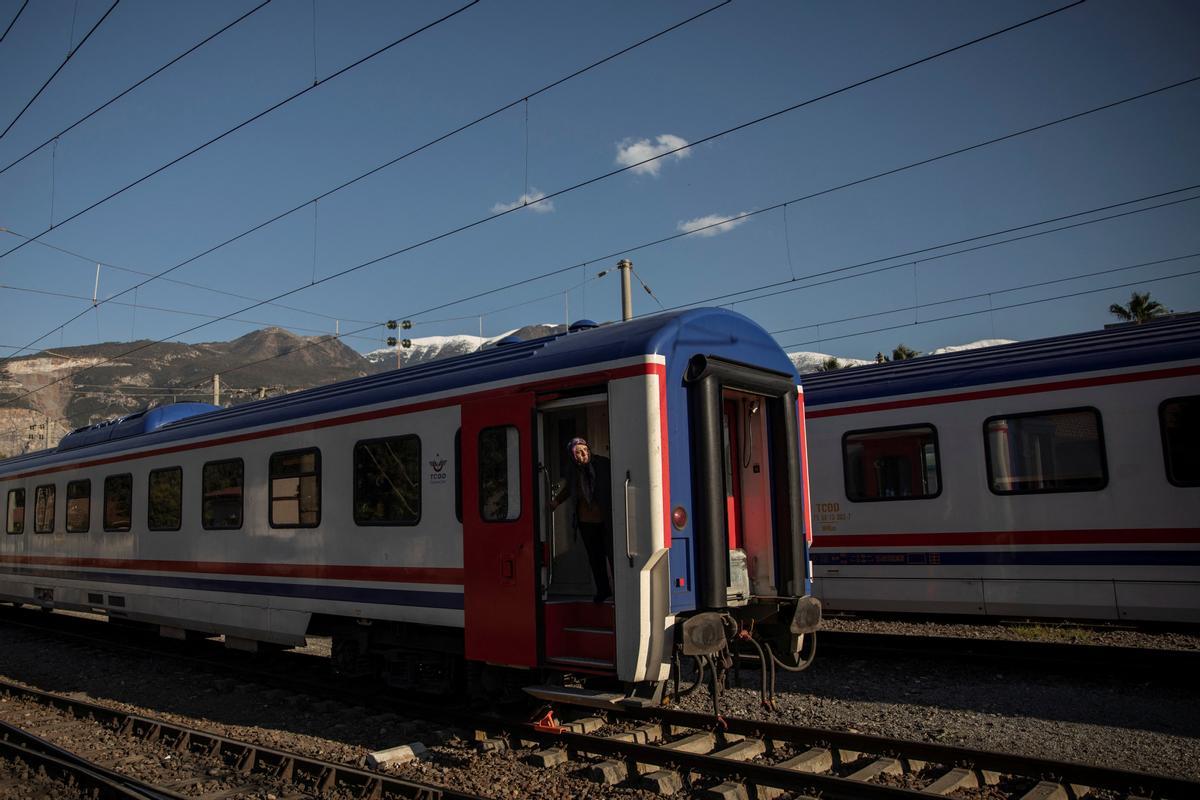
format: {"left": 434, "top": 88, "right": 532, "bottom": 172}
{"left": 213, "top": 373, "right": 220, "bottom": 406}
{"left": 617, "top": 258, "right": 633, "bottom": 321}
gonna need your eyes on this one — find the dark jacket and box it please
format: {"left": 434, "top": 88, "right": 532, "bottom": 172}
{"left": 555, "top": 455, "right": 613, "bottom": 540}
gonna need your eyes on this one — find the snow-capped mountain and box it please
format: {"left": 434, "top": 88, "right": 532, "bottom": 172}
{"left": 927, "top": 339, "right": 1016, "bottom": 355}
{"left": 788, "top": 351, "right": 873, "bottom": 373}
{"left": 788, "top": 339, "right": 1016, "bottom": 374}
{"left": 363, "top": 324, "right": 567, "bottom": 370}
{"left": 365, "top": 335, "right": 488, "bottom": 368}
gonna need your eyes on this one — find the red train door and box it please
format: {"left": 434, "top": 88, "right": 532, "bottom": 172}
{"left": 461, "top": 393, "right": 539, "bottom": 667}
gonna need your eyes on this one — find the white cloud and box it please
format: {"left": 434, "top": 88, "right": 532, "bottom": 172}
{"left": 615, "top": 134, "right": 690, "bottom": 176}
{"left": 491, "top": 188, "right": 554, "bottom": 214}
{"left": 677, "top": 212, "right": 751, "bottom": 237}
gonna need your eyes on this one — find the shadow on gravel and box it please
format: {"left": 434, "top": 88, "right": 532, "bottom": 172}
{"left": 0, "top": 618, "right": 432, "bottom": 754}
{"left": 681, "top": 648, "right": 1200, "bottom": 740}
{"left": 3, "top": 611, "right": 1199, "bottom": 749}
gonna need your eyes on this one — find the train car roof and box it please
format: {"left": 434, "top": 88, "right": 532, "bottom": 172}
{"left": 801, "top": 314, "right": 1200, "bottom": 408}
{"left": 1, "top": 308, "right": 793, "bottom": 475}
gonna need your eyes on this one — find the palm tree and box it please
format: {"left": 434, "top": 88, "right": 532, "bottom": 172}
{"left": 1109, "top": 291, "right": 1167, "bottom": 324}
{"left": 891, "top": 344, "right": 919, "bottom": 360}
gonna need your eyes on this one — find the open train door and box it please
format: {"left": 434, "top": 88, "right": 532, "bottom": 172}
{"left": 461, "top": 393, "right": 539, "bottom": 667}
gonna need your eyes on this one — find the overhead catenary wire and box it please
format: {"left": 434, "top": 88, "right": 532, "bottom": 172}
{"left": 0, "top": 1, "right": 1128, "bottom": 408}
{"left": 0, "top": 0, "right": 121, "bottom": 142}
{"left": 1, "top": 186, "right": 1190, "bottom": 410}
{"left": 397, "top": 73, "right": 1197, "bottom": 322}
{"left": 0, "top": 225, "right": 379, "bottom": 333}
{"left": 668, "top": 190, "right": 1200, "bottom": 314}
{"left": 0, "top": 0, "right": 30, "bottom": 47}
{"left": 779, "top": 265, "right": 1200, "bottom": 352}
{"left": 0, "top": 0, "right": 732, "bottom": 367}
{"left": 20, "top": 187, "right": 1190, "bottom": 410}
{"left": 0, "top": 281, "right": 380, "bottom": 348}
{"left": 769, "top": 251, "right": 1200, "bottom": 338}
{"left": 0, "top": 0, "right": 482, "bottom": 264}
{"left": 0, "top": 1, "right": 274, "bottom": 179}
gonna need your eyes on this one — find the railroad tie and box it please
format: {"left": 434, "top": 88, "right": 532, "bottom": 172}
{"left": 712, "top": 738, "right": 765, "bottom": 761}
{"left": 704, "top": 739, "right": 767, "bottom": 800}
{"left": 590, "top": 723, "right": 667, "bottom": 784}
{"left": 774, "top": 747, "right": 832, "bottom": 774}
{"left": 638, "top": 732, "right": 717, "bottom": 795}
{"left": 1017, "top": 780, "right": 1092, "bottom": 800}
{"left": 699, "top": 782, "right": 749, "bottom": 800}
{"left": 562, "top": 716, "right": 604, "bottom": 734}
{"left": 922, "top": 766, "right": 1001, "bottom": 795}
{"left": 846, "top": 756, "right": 903, "bottom": 782}
{"left": 528, "top": 746, "right": 569, "bottom": 768}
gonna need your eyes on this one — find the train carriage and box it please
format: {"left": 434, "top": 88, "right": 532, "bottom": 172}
{"left": 0, "top": 308, "right": 820, "bottom": 700}
{"left": 803, "top": 316, "right": 1200, "bottom": 624}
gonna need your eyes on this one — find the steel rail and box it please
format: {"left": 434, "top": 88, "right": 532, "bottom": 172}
{"left": 0, "top": 678, "right": 485, "bottom": 800}
{"left": 0, "top": 719, "right": 183, "bottom": 799}
{"left": 513, "top": 725, "right": 934, "bottom": 799}
{"left": 573, "top": 702, "right": 1200, "bottom": 799}
{"left": 5, "top": 606, "right": 1197, "bottom": 796}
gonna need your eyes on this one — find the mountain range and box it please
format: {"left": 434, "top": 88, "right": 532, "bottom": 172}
{"left": 0, "top": 324, "right": 1010, "bottom": 457}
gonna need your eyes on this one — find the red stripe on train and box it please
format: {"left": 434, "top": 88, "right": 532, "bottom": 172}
{"left": 0, "top": 555, "right": 463, "bottom": 584}
{"left": 808, "top": 364, "right": 1200, "bottom": 419}
{"left": 809, "top": 528, "right": 1200, "bottom": 548}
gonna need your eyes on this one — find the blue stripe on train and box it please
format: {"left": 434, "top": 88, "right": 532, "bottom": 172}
{"left": 0, "top": 567, "right": 465, "bottom": 610}
{"left": 813, "top": 550, "right": 1200, "bottom": 566}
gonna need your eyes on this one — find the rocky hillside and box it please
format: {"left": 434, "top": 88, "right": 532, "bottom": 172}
{"left": 0, "top": 328, "right": 367, "bottom": 457}
{"left": 0, "top": 324, "right": 567, "bottom": 457}
{"left": 0, "top": 322, "right": 1012, "bottom": 457}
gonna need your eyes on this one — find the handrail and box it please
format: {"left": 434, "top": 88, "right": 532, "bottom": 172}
{"left": 624, "top": 470, "right": 635, "bottom": 566}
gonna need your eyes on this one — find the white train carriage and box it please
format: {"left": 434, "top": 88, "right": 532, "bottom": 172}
{"left": 802, "top": 317, "right": 1200, "bottom": 624}
{"left": 0, "top": 309, "right": 820, "bottom": 699}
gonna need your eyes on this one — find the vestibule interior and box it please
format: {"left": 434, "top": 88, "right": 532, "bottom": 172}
{"left": 721, "top": 388, "right": 777, "bottom": 598}
{"left": 538, "top": 396, "right": 611, "bottom": 598}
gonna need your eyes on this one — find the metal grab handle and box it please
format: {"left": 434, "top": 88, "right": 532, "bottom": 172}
{"left": 624, "top": 470, "right": 636, "bottom": 566}
{"left": 539, "top": 465, "right": 556, "bottom": 587}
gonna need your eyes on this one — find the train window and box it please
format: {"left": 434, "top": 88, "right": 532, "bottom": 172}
{"left": 1160, "top": 396, "right": 1200, "bottom": 486}
{"left": 984, "top": 407, "right": 1107, "bottom": 494}
{"left": 479, "top": 425, "right": 521, "bottom": 522}
{"left": 271, "top": 448, "right": 321, "bottom": 528}
{"left": 5, "top": 489, "right": 23, "bottom": 534}
{"left": 148, "top": 467, "right": 182, "bottom": 531}
{"left": 66, "top": 480, "right": 90, "bottom": 533}
{"left": 354, "top": 436, "right": 420, "bottom": 526}
{"left": 33, "top": 485, "right": 55, "bottom": 533}
{"left": 202, "top": 459, "right": 244, "bottom": 530}
{"left": 103, "top": 474, "right": 133, "bottom": 531}
{"left": 843, "top": 425, "right": 941, "bottom": 501}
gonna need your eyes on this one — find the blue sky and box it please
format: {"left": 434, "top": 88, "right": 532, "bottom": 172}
{"left": 0, "top": 0, "right": 1196, "bottom": 364}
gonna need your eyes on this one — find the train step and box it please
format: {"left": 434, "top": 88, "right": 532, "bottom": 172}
{"left": 545, "top": 655, "right": 615, "bottom": 670}
{"left": 524, "top": 684, "right": 624, "bottom": 708}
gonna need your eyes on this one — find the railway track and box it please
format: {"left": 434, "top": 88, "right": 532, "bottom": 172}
{"left": 818, "top": 630, "right": 1200, "bottom": 680}
{"left": 0, "top": 677, "right": 484, "bottom": 800}
{"left": 509, "top": 687, "right": 1200, "bottom": 799}
{"left": 0, "top": 717, "right": 185, "bottom": 800}
{"left": 4, "top": 607, "right": 1198, "bottom": 798}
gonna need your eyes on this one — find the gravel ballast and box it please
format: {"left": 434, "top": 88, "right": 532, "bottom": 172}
{"left": 1, "top": 611, "right": 1198, "bottom": 797}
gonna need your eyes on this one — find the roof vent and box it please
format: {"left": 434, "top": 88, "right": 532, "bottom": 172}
{"left": 568, "top": 319, "right": 599, "bottom": 332}
{"left": 493, "top": 335, "right": 523, "bottom": 347}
